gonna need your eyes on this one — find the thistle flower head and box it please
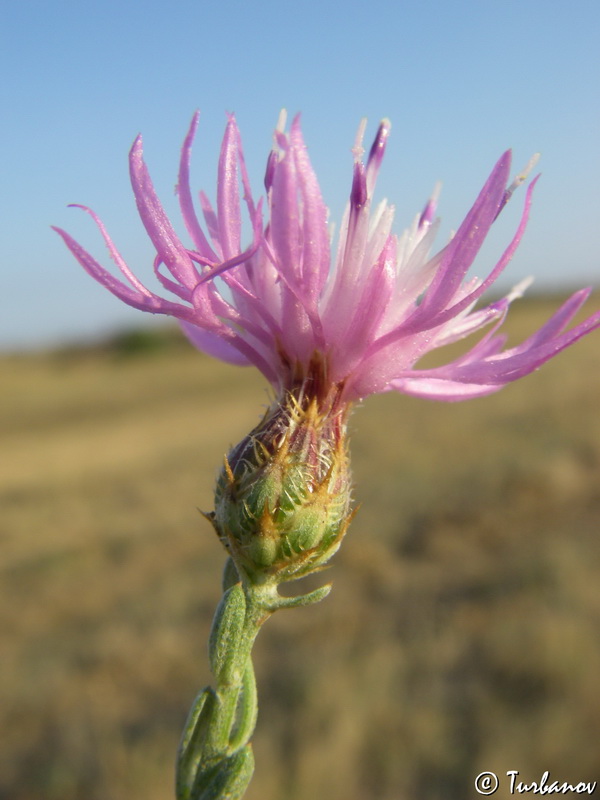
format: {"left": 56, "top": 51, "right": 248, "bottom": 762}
{"left": 210, "top": 378, "right": 352, "bottom": 585}
{"left": 54, "top": 112, "right": 600, "bottom": 405}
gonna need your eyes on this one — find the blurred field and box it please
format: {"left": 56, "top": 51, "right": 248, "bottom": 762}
{"left": 2, "top": 294, "right": 600, "bottom": 800}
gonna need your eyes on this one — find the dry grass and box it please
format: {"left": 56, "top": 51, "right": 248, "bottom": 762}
{"left": 2, "top": 294, "right": 599, "bottom": 799}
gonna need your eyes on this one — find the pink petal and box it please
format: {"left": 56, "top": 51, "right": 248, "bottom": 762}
{"left": 389, "top": 376, "right": 503, "bottom": 401}
{"left": 178, "top": 320, "right": 251, "bottom": 365}
{"left": 176, "top": 111, "right": 219, "bottom": 261}
{"left": 52, "top": 226, "right": 192, "bottom": 319}
{"left": 505, "top": 288, "right": 592, "bottom": 354}
{"left": 290, "top": 115, "right": 330, "bottom": 298}
{"left": 217, "top": 116, "right": 242, "bottom": 260}
{"left": 129, "top": 136, "right": 200, "bottom": 290}
{"left": 412, "top": 151, "right": 512, "bottom": 323}
{"left": 415, "top": 177, "right": 538, "bottom": 333}
{"left": 66, "top": 205, "right": 154, "bottom": 297}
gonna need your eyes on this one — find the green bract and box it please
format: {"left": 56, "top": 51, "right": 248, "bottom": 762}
{"left": 210, "top": 392, "right": 352, "bottom": 585}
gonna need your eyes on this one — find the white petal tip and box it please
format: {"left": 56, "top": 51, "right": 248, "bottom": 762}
{"left": 509, "top": 153, "right": 541, "bottom": 192}
{"left": 352, "top": 118, "right": 368, "bottom": 162}
{"left": 507, "top": 276, "right": 535, "bottom": 302}
{"left": 275, "top": 109, "right": 287, "bottom": 133}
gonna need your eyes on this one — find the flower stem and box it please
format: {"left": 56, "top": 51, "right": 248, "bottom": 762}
{"left": 176, "top": 558, "right": 331, "bottom": 800}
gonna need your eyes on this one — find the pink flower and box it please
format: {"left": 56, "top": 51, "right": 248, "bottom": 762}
{"left": 54, "top": 112, "right": 600, "bottom": 403}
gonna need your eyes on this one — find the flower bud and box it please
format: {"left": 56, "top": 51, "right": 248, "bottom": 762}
{"left": 209, "top": 391, "right": 353, "bottom": 585}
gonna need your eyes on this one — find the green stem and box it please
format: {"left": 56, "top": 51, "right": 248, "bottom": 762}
{"left": 175, "top": 559, "right": 331, "bottom": 800}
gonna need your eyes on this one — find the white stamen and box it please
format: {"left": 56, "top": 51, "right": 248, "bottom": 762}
{"left": 275, "top": 109, "right": 287, "bottom": 134}
{"left": 506, "top": 276, "right": 534, "bottom": 302}
{"left": 429, "top": 181, "right": 442, "bottom": 207}
{"left": 352, "top": 118, "right": 367, "bottom": 162}
{"left": 507, "top": 153, "right": 541, "bottom": 197}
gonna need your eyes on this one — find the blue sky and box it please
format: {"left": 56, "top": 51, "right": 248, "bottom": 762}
{"left": 2, "top": 0, "right": 599, "bottom": 349}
